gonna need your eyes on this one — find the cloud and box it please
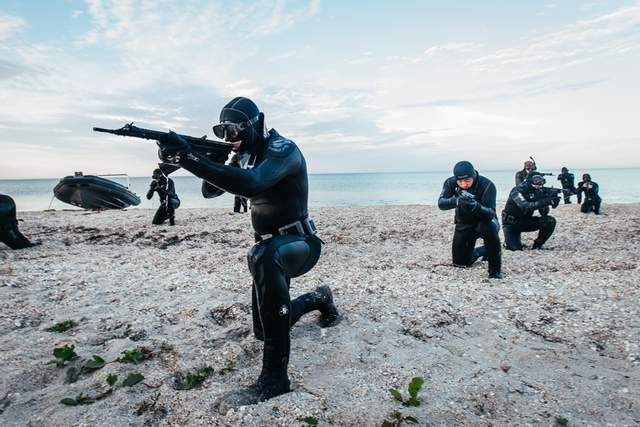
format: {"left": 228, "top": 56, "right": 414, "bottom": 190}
{"left": 1, "top": 1, "right": 639, "bottom": 178}
{"left": 0, "top": 12, "right": 26, "bottom": 41}
{"left": 247, "top": 0, "right": 321, "bottom": 38}
{"left": 384, "top": 42, "right": 484, "bottom": 65}
{"left": 466, "top": 3, "right": 640, "bottom": 79}
{"left": 423, "top": 42, "right": 483, "bottom": 58}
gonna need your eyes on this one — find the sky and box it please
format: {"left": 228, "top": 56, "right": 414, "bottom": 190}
{"left": 0, "top": 0, "right": 639, "bottom": 179}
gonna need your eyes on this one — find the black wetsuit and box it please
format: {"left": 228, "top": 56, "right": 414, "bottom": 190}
{"left": 515, "top": 169, "right": 533, "bottom": 186}
{"left": 0, "top": 194, "right": 34, "bottom": 250}
{"left": 176, "top": 129, "right": 332, "bottom": 394}
{"left": 146, "top": 177, "right": 179, "bottom": 225}
{"left": 502, "top": 182, "right": 556, "bottom": 250}
{"left": 438, "top": 174, "right": 501, "bottom": 277}
{"left": 577, "top": 180, "right": 601, "bottom": 214}
{"left": 557, "top": 172, "right": 577, "bottom": 204}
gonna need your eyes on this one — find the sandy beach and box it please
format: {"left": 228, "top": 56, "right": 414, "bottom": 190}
{"left": 1, "top": 204, "right": 639, "bottom": 426}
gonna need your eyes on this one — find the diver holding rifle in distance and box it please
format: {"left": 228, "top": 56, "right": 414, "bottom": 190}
{"left": 502, "top": 172, "right": 561, "bottom": 251}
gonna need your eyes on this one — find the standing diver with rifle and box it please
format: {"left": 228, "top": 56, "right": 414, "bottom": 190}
{"left": 146, "top": 168, "right": 180, "bottom": 225}
{"left": 557, "top": 167, "right": 577, "bottom": 204}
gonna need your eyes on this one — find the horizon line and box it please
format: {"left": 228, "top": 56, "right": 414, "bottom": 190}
{"left": 1, "top": 165, "right": 640, "bottom": 181}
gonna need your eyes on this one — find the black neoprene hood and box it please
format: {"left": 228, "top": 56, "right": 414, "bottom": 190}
{"left": 219, "top": 97, "right": 260, "bottom": 124}
{"left": 453, "top": 161, "right": 475, "bottom": 180}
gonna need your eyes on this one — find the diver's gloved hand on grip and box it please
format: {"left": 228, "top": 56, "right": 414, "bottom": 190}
{"left": 458, "top": 197, "right": 479, "bottom": 213}
{"left": 157, "top": 131, "right": 191, "bottom": 164}
{"left": 551, "top": 196, "right": 561, "bottom": 208}
{"left": 535, "top": 198, "right": 552, "bottom": 209}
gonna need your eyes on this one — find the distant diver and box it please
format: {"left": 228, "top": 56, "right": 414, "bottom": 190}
{"left": 146, "top": 168, "right": 180, "bottom": 225}
{"left": 557, "top": 167, "right": 577, "bottom": 204}
{"left": 515, "top": 159, "right": 537, "bottom": 185}
{"left": 0, "top": 194, "right": 37, "bottom": 250}
{"left": 155, "top": 96, "right": 339, "bottom": 407}
{"left": 229, "top": 153, "right": 248, "bottom": 213}
{"left": 438, "top": 161, "right": 502, "bottom": 279}
{"left": 502, "top": 173, "right": 561, "bottom": 250}
{"left": 577, "top": 173, "right": 601, "bottom": 214}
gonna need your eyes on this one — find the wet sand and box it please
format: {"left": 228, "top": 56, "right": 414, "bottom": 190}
{"left": 1, "top": 204, "right": 639, "bottom": 426}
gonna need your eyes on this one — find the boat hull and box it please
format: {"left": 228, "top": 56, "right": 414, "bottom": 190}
{"left": 53, "top": 175, "right": 140, "bottom": 209}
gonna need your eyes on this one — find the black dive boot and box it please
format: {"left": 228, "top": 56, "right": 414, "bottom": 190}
{"left": 212, "top": 372, "right": 290, "bottom": 414}
{"left": 314, "top": 286, "right": 340, "bottom": 327}
{"left": 0, "top": 222, "right": 35, "bottom": 250}
{"left": 290, "top": 285, "right": 340, "bottom": 328}
{"left": 488, "top": 251, "right": 502, "bottom": 279}
{"left": 212, "top": 357, "right": 290, "bottom": 414}
{"left": 469, "top": 246, "right": 488, "bottom": 264}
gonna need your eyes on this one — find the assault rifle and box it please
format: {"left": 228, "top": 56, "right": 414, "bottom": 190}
{"left": 456, "top": 189, "right": 475, "bottom": 200}
{"left": 93, "top": 123, "right": 233, "bottom": 172}
{"left": 529, "top": 156, "right": 554, "bottom": 177}
{"left": 539, "top": 186, "right": 562, "bottom": 209}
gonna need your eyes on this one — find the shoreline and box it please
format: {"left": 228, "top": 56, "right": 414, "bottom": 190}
{"left": 10, "top": 200, "right": 640, "bottom": 214}
{"left": 2, "top": 204, "right": 639, "bottom": 425}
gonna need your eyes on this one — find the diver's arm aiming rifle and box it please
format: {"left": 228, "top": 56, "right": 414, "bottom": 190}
{"left": 93, "top": 123, "right": 233, "bottom": 167}
{"left": 540, "top": 186, "right": 562, "bottom": 210}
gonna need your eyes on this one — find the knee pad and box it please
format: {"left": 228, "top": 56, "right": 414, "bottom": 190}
{"left": 274, "top": 237, "right": 321, "bottom": 278}
{"left": 542, "top": 216, "right": 556, "bottom": 226}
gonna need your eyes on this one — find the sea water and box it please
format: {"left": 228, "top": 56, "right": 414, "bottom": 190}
{"left": 1, "top": 168, "right": 638, "bottom": 212}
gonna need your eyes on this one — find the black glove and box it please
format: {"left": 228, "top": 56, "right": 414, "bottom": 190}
{"left": 157, "top": 131, "right": 191, "bottom": 164}
{"left": 551, "top": 196, "right": 561, "bottom": 208}
{"left": 149, "top": 181, "right": 158, "bottom": 190}
{"left": 536, "top": 197, "right": 552, "bottom": 208}
{"left": 458, "top": 197, "right": 479, "bottom": 213}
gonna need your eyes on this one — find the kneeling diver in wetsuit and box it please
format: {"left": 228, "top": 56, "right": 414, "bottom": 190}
{"left": 0, "top": 194, "right": 37, "bottom": 250}
{"left": 438, "top": 161, "right": 502, "bottom": 279}
{"left": 577, "top": 173, "right": 602, "bottom": 214}
{"left": 146, "top": 168, "right": 180, "bottom": 225}
{"left": 502, "top": 173, "right": 560, "bottom": 250}
{"left": 155, "top": 97, "right": 339, "bottom": 406}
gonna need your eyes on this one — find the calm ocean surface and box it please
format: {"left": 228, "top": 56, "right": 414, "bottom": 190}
{"left": 1, "top": 169, "right": 638, "bottom": 212}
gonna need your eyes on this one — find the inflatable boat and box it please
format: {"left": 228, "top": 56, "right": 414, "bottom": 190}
{"left": 53, "top": 172, "right": 140, "bottom": 209}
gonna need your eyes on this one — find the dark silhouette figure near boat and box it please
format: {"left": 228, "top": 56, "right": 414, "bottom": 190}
{"left": 154, "top": 96, "right": 339, "bottom": 409}
{"left": 146, "top": 168, "right": 179, "bottom": 225}
{"left": 0, "top": 194, "right": 38, "bottom": 250}
{"left": 229, "top": 153, "right": 248, "bottom": 213}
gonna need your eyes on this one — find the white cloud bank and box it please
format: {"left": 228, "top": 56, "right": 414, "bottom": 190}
{"left": 0, "top": 1, "right": 639, "bottom": 178}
